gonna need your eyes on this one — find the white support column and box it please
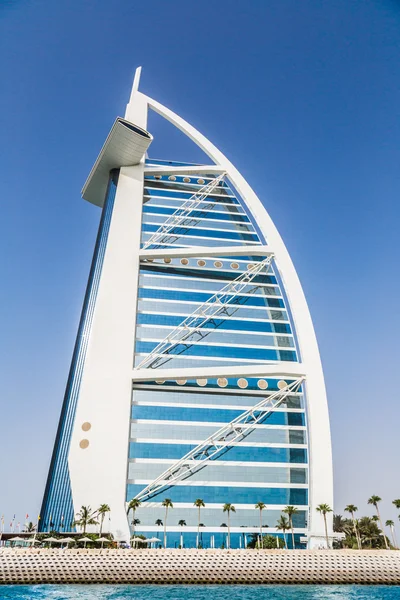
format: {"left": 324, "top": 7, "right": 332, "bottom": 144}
{"left": 68, "top": 82, "right": 148, "bottom": 542}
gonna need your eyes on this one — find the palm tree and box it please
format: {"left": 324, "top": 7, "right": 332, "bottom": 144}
{"left": 344, "top": 505, "right": 361, "bottom": 550}
{"left": 385, "top": 520, "right": 397, "bottom": 549}
{"left": 393, "top": 499, "right": 400, "bottom": 511}
{"left": 368, "top": 496, "right": 389, "bottom": 549}
{"left": 223, "top": 503, "right": 236, "bottom": 549}
{"left": 155, "top": 518, "right": 163, "bottom": 541}
{"left": 73, "top": 506, "right": 98, "bottom": 534}
{"left": 162, "top": 499, "right": 173, "bottom": 549}
{"left": 255, "top": 502, "right": 266, "bottom": 549}
{"left": 97, "top": 504, "right": 110, "bottom": 536}
{"left": 276, "top": 515, "right": 290, "bottom": 549}
{"left": 127, "top": 498, "right": 142, "bottom": 539}
{"left": 282, "top": 506, "right": 298, "bottom": 549}
{"left": 23, "top": 522, "right": 36, "bottom": 533}
{"left": 178, "top": 519, "right": 186, "bottom": 548}
{"left": 316, "top": 503, "right": 332, "bottom": 549}
{"left": 358, "top": 516, "right": 385, "bottom": 549}
{"left": 194, "top": 499, "right": 205, "bottom": 549}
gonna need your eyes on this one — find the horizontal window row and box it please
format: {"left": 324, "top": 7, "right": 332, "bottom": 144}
{"left": 139, "top": 265, "right": 278, "bottom": 285}
{"left": 143, "top": 203, "right": 250, "bottom": 222}
{"left": 129, "top": 442, "right": 308, "bottom": 464}
{"left": 128, "top": 462, "right": 308, "bottom": 485}
{"left": 135, "top": 341, "right": 297, "bottom": 362}
{"left": 144, "top": 187, "right": 240, "bottom": 204}
{"left": 141, "top": 222, "right": 259, "bottom": 243}
{"left": 138, "top": 287, "right": 285, "bottom": 308}
{"left": 136, "top": 312, "right": 291, "bottom": 334}
{"left": 131, "top": 389, "right": 303, "bottom": 410}
{"left": 130, "top": 423, "right": 306, "bottom": 445}
{"left": 139, "top": 275, "right": 281, "bottom": 297}
{"left": 138, "top": 301, "right": 288, "bottom": 323}
{"left": 141, "top": 235, "right": 260, "bottom": 249}
{"left": 131, "top": 405, "right": 305, "bottom": 426}
{"left": 142, "top": 214, "right": 256, "bottom": 235}
{"left": 126, "top": 482, "right": 308, "bottom": 506}
{"left": 136, "top": 329, "right": 294, "bottom": 349}
{"left": 134, "top": 356, "right": 265, "bottom": 368}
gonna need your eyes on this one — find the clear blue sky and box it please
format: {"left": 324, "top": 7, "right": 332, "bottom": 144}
{"left": 1, "top": 0, "right": 399, "bottom": 527}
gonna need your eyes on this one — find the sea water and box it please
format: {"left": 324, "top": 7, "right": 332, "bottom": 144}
{"left": 0, "top": 586, "right": 399, "bottom": 600}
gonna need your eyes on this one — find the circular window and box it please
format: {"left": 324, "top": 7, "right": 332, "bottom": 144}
{"left": 155, "top": 380, "right": 165, "bottom": 384}
{"left": 168, "top": 175, "right": 176, "bottom": 181}
{"left": 197, "top": 178, "right": 205, "bottom": 185}
{"left": 197, "top": 378, "right": 208, "bottom": 387}
{"left": 217, "top": 377, "right": 228, "bottom": 388}
{"left": 214, "top": 261, "right": 223, "bottom": 268}
{"left": 257, "top": 379, "right": 268, "bottom": 390}
{"left": 230, "top": 262, "right": 239, "bottom": 269}
{"left": 247, "top": 263, "right": 255, "bottom": 271}
{"left": 278, "top": 380, "right": 288, "bottom": 390}
{"left": 79, "top": 439, "right": 89, "bottom": 450}
{"left": 164, "top": 258, "right": 172, "bottom": 264}
{"left": 237, "top": 378, "right": 248, "bottom": 389}
{"left": 180, "top": 258, "right": 189, "bottom": 265}
{"left": 82, "top": 422, "right": 91, "bottom": 432}
{"left": 197, "top": 260, "right": 206, "bottom": 267}
{"left": 145, "top": 258, "right": 154, "bottom": 263}
{"left": 154, "top": 175, "right": 162, "bottom": 180}
{"left": 176, "top": 379, "right": 187, "bottom": 386}
{"left": 183, "top": 177, "right": 191, "bottom": 183}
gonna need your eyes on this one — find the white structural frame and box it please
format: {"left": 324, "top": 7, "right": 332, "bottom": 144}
{"left": 67, "top": 67, "right": 333, "bottom": 547}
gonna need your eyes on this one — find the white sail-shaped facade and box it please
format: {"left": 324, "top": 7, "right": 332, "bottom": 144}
{"left": 40, "top": 69, "right": 333, "bottom": 548}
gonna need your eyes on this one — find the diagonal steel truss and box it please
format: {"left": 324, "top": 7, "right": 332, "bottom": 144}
{"left": 136, "top": 255, "right": 274, "bottom": 369}
{"left": 132, "top": 377, "right": 304, "bottom": 503}
{"left": 142, "top": 173, "right": 226, "bottom": 249}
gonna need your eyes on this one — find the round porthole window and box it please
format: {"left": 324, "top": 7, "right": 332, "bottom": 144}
{"left": 214, "top": 261, "right": 223, "bottom": 268}
{"left": 176, "top": 379, "right": 187, "bottom": 386}
{"left": 164, "top": 258, "right": 172, "bottom": 264}
{"left": 230, "top": 262, "right": 239, "bottom": 269}
{"left": 180, "top": 258, "right": 189, "bottom": 265}
{"left": 197, "top": 378, "right": 208, "bottom": 387}
{"left": 154, "top": 175, "right": 162, "bottom": 180}
{"left": 197, "top": 178, "right": 205, "bottom": 185}
{"left": 79, "top": 439, "right": 89, "bottom": 450}
{"left": 197, "top": 260, "right": 206, "bottom": 267}
{"left": 82, "top": 422, "right": 91, "bottom": 432}
{"left": 168, "top": 175, "right": 176, "bottom": 181}
{"left": 278, "top": 380, "right": 288, "bottom": 390}
{"left": 183, "top": 177, "right": 191, "bottom": 183}
{"left": 237, "top": 378, "right": 248, "bottom": 389}
{"left": 247, "top": 263, "right": 255, "bottom": 271}
{"left": 155, "top": 380, "right": 165, "bottom": 384}
{"left": 257, "top": 379, "right": 268, "bottom": 390}
{"left": 217, "top": 377, "right": 228, "bottom": 388}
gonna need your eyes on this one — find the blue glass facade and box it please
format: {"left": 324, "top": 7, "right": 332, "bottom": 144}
{"left": 128, "top": 162, "right": 308, "bottom": 547}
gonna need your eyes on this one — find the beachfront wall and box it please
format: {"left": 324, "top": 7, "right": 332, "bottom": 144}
{"left": 39, "top": 69, "right": 333, "bottom": 548}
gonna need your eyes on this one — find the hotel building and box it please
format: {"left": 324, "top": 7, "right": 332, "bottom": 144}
{"left": 39, "top": 69, "right": 333, "bottom": 548}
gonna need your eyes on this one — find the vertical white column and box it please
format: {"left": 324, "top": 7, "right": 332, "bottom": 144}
{"left": 68, "top": 88, "right": 148, "bottom": 541}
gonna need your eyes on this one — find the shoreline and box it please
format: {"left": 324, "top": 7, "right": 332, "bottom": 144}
{"left": 1, "top": 548, "right": 400, "bottom": 585}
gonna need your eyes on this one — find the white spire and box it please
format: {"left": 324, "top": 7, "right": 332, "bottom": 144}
{"left": 130, "top": 66, "right": 142, "bottom": 102}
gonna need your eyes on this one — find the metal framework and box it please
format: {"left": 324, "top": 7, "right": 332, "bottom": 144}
{"left": 136, "top": 255, "right": 274, "bottom": 369}
{"left": 133, "top": 377, "right": 304, "bottom": 503}
{"left": 142, "top": 173, "right": 226, "bottom": 249}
